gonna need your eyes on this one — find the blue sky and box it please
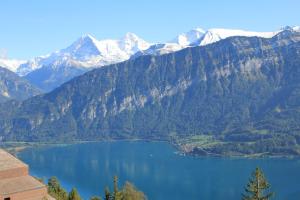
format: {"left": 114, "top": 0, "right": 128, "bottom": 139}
{"left": 0, "top": 0, "right": 299, "bottom": 59}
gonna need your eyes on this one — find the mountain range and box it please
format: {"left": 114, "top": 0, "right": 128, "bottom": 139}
{"left": 0, "top": 66, "right": 41, "bottom": 103}
{"left": 2, "top": 26, "right": 299, "bottom": 92}
{"left": 1, "top": 28, "right": 300, "bottom": 156}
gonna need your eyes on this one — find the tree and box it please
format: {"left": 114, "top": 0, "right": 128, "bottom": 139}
{"left": 103, "top": 176, "right": 146, "bottom": 200}
{"left": 105, "top": 187, "right": 111, "bottom": 200}
{"left": 121, "top": 182, "right": 147, "bottom": 200}
{"left": 113, "top": 176, "right": 122, "bottom": 200}
{"left": 68, "top": 188, "right": 82, "bottom": 200}
{"left": 48, "top": 176, "right": 68, "bottom": 200}
{"left": 242, "top": 167, "right": 274, "bottom": 200}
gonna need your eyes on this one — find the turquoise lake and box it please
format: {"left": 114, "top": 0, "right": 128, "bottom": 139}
{"left": 18, "top": 141, "right": 300, "bottom": 200}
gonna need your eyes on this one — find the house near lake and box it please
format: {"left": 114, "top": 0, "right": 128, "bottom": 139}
{"left": 0, "top": 149, "right": 54, "bottom": 200}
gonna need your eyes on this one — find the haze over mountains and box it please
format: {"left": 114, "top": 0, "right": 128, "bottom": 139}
{"left": 1, "top": 26, "right": 299, "bottom": 92}
{"left": 1, "top": 28, "right": 300, "bottom": 156}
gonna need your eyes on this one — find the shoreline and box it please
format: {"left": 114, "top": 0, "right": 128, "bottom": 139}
{"left": 0, "top": 139, "right": 164, "bottom": 156}
{"left": 1, "top": 139, "right": 299, "bottom": 159}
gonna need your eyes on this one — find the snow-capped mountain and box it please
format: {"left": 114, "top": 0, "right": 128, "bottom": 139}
{"left": 1, "top": 26, "right": 300, "bottom": 92}
{"left": 133, "top": 26, "right": 300, "bottom": 58}
{"left": 5, "top": 26, "right": 300, "bottom": 77}
{"left": 0, "top": 58, "right": 26, "bottom": 73}
{"left": 293, "top": 26, "right": 300, "bottom": 32}
{"left": 60, "top": 32, "right": 150, "bottom": 65}
{"left": 133, "top": 28, "right": 205, "bottom": 58}
{"left": 195, "top": 26, "right": 300, "bottom": 46}
{"left": 194, "top": 28, "right": 280, "bottom": 46}
{"left": 132, "top": 43, "right": 184, "bottom": 58}
{"left": 18, "top": 32, "right": 150, "bottom": 77}
{"left": 171, "top": 28, "right": 206, "bottom": 46}
{"left": 22, "top": 33, "right": 151, "bottom": 91}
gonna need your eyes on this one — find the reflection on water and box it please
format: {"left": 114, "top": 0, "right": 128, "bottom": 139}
{"left": 18, "top": 141, "right": 300, "bottom": 200}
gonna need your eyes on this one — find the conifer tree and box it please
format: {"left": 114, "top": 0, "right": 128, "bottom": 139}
{"left": 113, "top": 176, "right": 122, "bottom": 200}
{"left": 48, "top": 176, "right": 68, "bottom": 200}
{"left": 114, "top": 176, "right": 118, "bottom": 195}
{"left": 68, "top": 188, "right": 82, "bottom": 200}
{"left": 121, "top": 182, "right": 147, "bottom": 200}
{"left": 102, "top": 177, "right": 147, "bottom": 200}
{"left": 242, "top": 167, "right": 274, "bottom": 200}
{"left": 105, "top": 187, "right": 111, "bottom": 200}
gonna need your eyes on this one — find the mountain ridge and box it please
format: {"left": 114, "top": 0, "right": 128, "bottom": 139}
{"left": 1, "top": 26, "right": 300, "bottom": 96}
{"left": 3, "top": 26, "right": 298, "bottom": 76}
{"left": 0, "top": 66, "right": 41, "bottom": 103}
{"left": 1, "top": 30, "right": 300, "bottom": 156}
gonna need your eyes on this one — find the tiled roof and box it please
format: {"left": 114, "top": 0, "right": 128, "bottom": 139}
{"left": 0, "top": 149, "right": 27, "bottom": 171}
{"left": 0, "top": 149, "right": 55, "bottom": 199}
{"left": 0, "top": 175, "right": 45, "bottom": 195}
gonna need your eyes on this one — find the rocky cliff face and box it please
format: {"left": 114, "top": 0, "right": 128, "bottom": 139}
{"left": 1, "top": 30, "right": 300, "bottom": 147}
{"left": 0, "top": 67, "right": 41, "bottom": 103}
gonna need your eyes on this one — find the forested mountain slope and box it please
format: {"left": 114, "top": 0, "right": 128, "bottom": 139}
{"left": 0, "top": 67, "right": 41, "bottom": 103}
{"left": 1, "top": 30, "right": 300, "bottom": 155}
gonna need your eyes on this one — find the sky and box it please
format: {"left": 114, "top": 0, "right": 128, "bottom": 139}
{"left": 0, "top": 0, "right": 299, "bottom": 60}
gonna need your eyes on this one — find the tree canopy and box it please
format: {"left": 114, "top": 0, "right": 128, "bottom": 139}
{"left": 242, "top": 168, "right": 274, "bottom": 200}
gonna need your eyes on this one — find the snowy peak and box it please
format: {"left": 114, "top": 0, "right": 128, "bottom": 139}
{"left": 135, "top": 27, "right": 206, "bottom": 58}
{"left": 2, "top": 26, "right": 300, "bottom": 77}
{"left": 172, "top": 28, "right": 205, "bottom": 46}
{"left": 76, "top": 34, "right": 99, "bottom": 45}
{"left": 196, "top": 28, "right": 281, "bottom": 46}
{"left": 122, "top": 32, "right": 142, "bottom": 43}
{"left": 17, "top": 33, "right": 151, "bottom": 76}
{"left": 132, "top": 26, "right": 298, "bottom": 58}
{"left": 132, "top": 43, "right": 184, "bottom": 58}
{"left": 293, "top": 26, "right": 300, "bottom": 32}
{"left": 120, "top": 32, "right": 150, "bottom": 54}
{"left": 0, "top": 58, "right": 26, "bottom": 73}
{"left": 81, "top": 34, "right": 98, "bottom": 41}
{"left": 280, "top": 26, "right": 300, "bottom": 32}
{"left": 63, "top": 32, "right": 150, "bottom": 60}
{"left": 62, "top": 34, "right": 102, "bottom": 60}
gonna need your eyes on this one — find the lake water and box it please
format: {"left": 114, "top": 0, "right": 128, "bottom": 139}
{"left": 18, "top": 141, "right": 300, "bottom": 200}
